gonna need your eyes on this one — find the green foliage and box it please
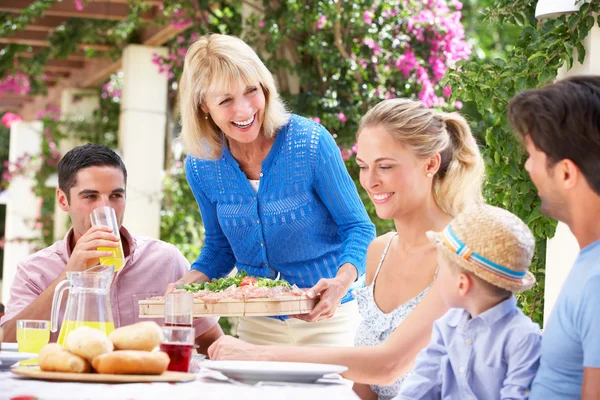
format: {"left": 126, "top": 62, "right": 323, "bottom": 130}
{"left": 461, "top": 0, "right": 523, "bottom": 59}
{"left": 0, "top": 122, "right": 9, "bottom": 178}
{"left": 0, "top": 1, "right": 56, "bottom": 37}
{"left": 160, "top": 161, "right": 205, "bottom": 262}
{"left": 445, "top": 0, "right": 600, "bottom": 324}
{"left": 242, "top": 0, "right": 465, "bottom": 144}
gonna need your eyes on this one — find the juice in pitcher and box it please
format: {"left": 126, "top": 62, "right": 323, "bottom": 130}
{"left": 57, "top": 320, "right": 115, "bottom": 346}
{"left": 51, "top": 265, "right": 115, "bottom": 347}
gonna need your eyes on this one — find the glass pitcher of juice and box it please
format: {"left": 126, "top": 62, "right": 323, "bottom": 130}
{"left": 51, "top": 265, "right": 116, "bottom": 345}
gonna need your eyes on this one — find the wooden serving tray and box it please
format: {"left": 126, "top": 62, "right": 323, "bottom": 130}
{"left": 11, "top": 366, "right": 196, "bottom": 383}
{"left": 138, "top": 295, "right": 318, "bottom": 318}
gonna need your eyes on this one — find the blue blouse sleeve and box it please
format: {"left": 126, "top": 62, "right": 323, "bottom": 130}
{"left": 185, "top": 157, "right": 236, "bottom": 279}
{"left": 312, "top": 126, "right": 375, "bottom": 278}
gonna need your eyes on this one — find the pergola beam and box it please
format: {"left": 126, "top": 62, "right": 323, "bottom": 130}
{"left": 16, "top": 50, "right": 100, "bottom": 62}
{"left": 0, "top": 31, "right": 112, "bottom": 51}
{"left": 0, "top": 0, "right": 158, "bottom": 22}
{"left": 23, "top": 16, "right": 66, "bottom": 32}
{"left": 44, "top": 59, "right": 85, "bottom": 71}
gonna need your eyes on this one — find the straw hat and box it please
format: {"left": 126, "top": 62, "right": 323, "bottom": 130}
{"left": 426, "top": 204, "right": 536, "bottom": 293}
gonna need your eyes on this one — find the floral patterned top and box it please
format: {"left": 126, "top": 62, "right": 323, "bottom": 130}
{"left": 354, "top": 233, "right": 438, "bottom": 400}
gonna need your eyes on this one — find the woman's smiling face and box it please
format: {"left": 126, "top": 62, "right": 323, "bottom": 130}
{"left": 355, "top": 125, "right": 433, "bottom": 220}
{"left": 201, "top": 81, "right": 266, "bottom": 145}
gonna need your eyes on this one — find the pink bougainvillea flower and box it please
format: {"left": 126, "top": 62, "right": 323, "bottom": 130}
{"left": 258, "top": 20, "right": 265, "bottom": 27}
{"left": 317, "top": 15, "right": 327, "bottom": 30}
{"left": 0, "top": 72, "right": 31, "bottom": 96}
{"left": 171, "top": 18, "right": 192, "bottom": 29}
{"left": 452, "top": 0, "right": 464, "bottom": 10}
{"left": 1, "top": 112, "right": 22, "bottom": 128}
{"left": 74, "top": 0, "right": 84, "bottom": 11}
{"left": 339, "top": 146, "right": 354, "bottom": 161}
{"left": 312, "top": 117, "right": 321, "bottom": 124}
{"left": 395, "top": 48, "right": 418, "bottom": 78}
{"left": 443, "top": 85, "right": 452, "bottom": 98}
{"left": 363, "top": 11, "right": 373, "bottom": 24}
{"left": 35, "top": 105, "right": 61, "bottom": 121}
{"left": 455, "top": 100, "right": 463, "bottom": 109}
{"left": 337, "top": 112, "right": 347, "bottom": 123}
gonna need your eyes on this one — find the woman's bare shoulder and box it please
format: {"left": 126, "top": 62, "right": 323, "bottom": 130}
{"left": 365, "top": 232, "right": 396, "bottom": 286}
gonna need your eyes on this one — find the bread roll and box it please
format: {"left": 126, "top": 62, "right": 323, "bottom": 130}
{"left": 92, "top": 350, "right": 170, "bottom": 375}
{"left": 109, "top": 321, "right": 163, "bottom": 351}
{"left": 65, "top": 326, "right": 114, "bottom": 362}
{"left": 39, "top": 343, "right": 91, "bottom": 373}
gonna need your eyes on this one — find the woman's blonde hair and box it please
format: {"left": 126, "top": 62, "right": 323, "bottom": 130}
{"left": 357, "top": 98, "right": 484, "bottom": 217}
{"left": 178, "top": 34, "right": 290, "bottom": 159}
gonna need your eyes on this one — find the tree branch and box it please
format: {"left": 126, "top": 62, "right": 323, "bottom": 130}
{"left": 333, "top": 2, "right": 351, "bottom": 60}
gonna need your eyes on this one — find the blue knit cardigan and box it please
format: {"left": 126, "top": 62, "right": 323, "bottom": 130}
{"left": 186, "top": 114, "right": 375, "bottom": 304}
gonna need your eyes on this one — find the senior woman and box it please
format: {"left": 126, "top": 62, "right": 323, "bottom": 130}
{"left": 167, "top": 34, "right": 375, "bottom": 346}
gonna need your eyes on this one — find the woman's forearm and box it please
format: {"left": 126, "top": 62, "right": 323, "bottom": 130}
{"left": 179, "top": 270, "right": 210, "bottom": 285}
{"left": 258, "top": 343, "right": 411, "bottom": 385}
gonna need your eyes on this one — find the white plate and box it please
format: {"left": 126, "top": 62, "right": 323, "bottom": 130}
{"left": 202, "top": 360, "right": 348, "bottom": 383}
{"left": 0, "top": 351, "right": 37, "bottom": 370}
{"left": 0, "top": 343, "right": 18, "bottom": 352}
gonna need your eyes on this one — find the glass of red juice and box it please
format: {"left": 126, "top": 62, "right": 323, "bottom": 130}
{"left": 160, "top": 326, "right": 195, "bottom": 372}
{"left": 164, "top": 292, "right": 193, "bottom": 327}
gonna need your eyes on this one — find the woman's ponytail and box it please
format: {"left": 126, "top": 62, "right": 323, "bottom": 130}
{"left": 434, "top": 112, "right": 485, "bottom": 216}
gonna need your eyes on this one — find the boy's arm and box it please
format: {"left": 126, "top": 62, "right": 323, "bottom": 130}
{"left": 395, "top": 318, "right": 447, "bottom": 400}
{"left": 500, "top": 330, "right": 542, "bottom": 400}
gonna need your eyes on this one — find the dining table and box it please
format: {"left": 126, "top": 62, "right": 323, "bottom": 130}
{"left": 0, "top": 366, "right": 359, "bottom": 400}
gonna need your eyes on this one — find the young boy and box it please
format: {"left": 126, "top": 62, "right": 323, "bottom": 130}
{"left": 396, "top": 204, "right": 542, "bottom": 400}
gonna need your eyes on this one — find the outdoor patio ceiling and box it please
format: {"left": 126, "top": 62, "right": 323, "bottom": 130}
{"left": 0, "top": 0, "right": 186, "bottom": 117}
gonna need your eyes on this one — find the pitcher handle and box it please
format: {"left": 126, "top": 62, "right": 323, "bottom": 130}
{"left": 51, "top": 278, "right": 70, "bottom": 333}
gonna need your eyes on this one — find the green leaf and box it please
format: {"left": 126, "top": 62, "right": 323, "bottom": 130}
{"left": 576, "top": 41, "right": 587, "bottom": 64}
{"left": 527, "top": 52, "right": 546, "bottom": 62}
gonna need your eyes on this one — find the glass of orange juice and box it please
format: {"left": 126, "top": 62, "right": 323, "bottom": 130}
{"left": 90, "top": 206, "right": 125, "bottom": 273}
{"left": 17, "top": 320, "right": 50, "bottom": 354}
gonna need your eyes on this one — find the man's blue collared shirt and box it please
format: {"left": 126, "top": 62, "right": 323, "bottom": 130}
{"left": 396, "top": 296, "right": 542, "bottom": 400}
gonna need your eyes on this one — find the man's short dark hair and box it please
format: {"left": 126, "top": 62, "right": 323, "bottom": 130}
{"left": 58, "top": 144, "right": 127, "bottom": 201}
{"left": 508, "top": 75, "right": 600, "bottom": 195}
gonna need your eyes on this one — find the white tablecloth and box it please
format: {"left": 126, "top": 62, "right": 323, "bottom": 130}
{"left": 0, "top": 369, "right": 359, "bottom": 400}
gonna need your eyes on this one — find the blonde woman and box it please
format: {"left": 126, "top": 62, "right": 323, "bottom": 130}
{"left": 166, "top": 34, "right": 376, "bottom": 347}
{"left": 208, "top": 99, "right": 485, "bottom": 400}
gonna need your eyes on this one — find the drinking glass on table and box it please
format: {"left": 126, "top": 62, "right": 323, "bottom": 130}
{"left": 17, "top": 320, "right": 50, "bottom": 354}
{"left": 164, "top": 292, "right": 194, "bottom": 328}
{"left": 90, "top": 206, "right": 125, "bottom": 273}
{"left": 160, "top": 326, "right": 195, "bottom": 372}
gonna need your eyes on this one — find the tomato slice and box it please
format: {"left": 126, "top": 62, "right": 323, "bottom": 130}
{"left": 240, "top": 276, "right": 258, "bottom": 286}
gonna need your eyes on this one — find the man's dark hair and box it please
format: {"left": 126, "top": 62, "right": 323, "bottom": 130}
{"left": 58, "top": 144, "right": 127, "bottom": 201}
{"left": 508, "top": 75, "right": 600, "bottom": 195}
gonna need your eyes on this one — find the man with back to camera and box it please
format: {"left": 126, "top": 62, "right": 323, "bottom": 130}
{"left": 0, "top": 144, "right": 223, "bottom": 353}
